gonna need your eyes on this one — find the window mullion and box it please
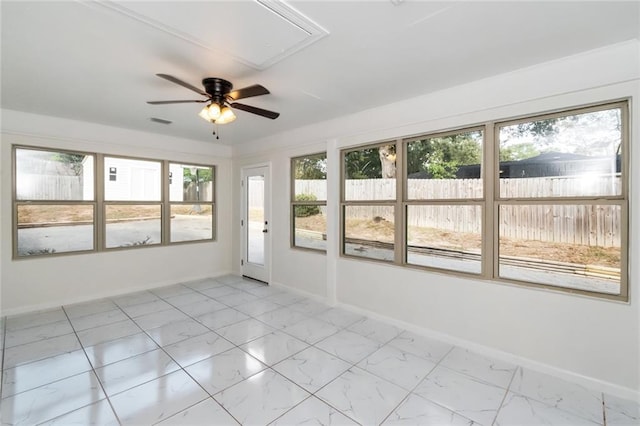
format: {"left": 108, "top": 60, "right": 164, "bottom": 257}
{"left": 484, "top": 123, "right": 496, "bottom": 280}
{"left": 395, "top": 138, "right": 404, "bottom": 265}
{"left": 162, "top": 160, "right": 170, "bottom": 245}
{"left": 96, "top": 153, "right": 104, "bottom": 252}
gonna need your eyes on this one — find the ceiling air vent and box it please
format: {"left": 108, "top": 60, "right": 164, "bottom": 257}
{"left": 150, "top": 117, "right": 172, "bottom": 125}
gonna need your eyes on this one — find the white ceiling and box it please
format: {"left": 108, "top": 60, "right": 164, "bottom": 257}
{"left": 2, "top": 1, "right": 639, "bottom": 146}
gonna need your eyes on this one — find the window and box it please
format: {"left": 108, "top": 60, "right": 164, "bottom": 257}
{"left": 342, "top": 143, "right": 396, "bottom": 261}
{"left": 104, "top": 156, "right": 162, "bottom": 249}
{"left": 291, "top": 153, "right": 327, "bottom": 251}
{"left": 405, "top": 128, "right": 484, "bottom": 274}
{"left": 169, "top": 163, "right": 215, "bottom": 243}
{"left": 14, "top": 147, "right": 96, "bottom": 257}
{"left": 496, "top": 103, "right": 627, "bottom": 296}
{"left": 13, "top": 147, "right": 216, "bottom": 257}
{"left": 341, "top": 101, "right": 629, "bottom": 300}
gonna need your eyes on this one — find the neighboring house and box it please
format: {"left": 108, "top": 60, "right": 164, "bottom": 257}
{"left": 407, "top": 151, "right": 621, "bottom": 179}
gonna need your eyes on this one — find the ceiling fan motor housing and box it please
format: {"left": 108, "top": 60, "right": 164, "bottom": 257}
{"left": 203, "top": 78, "right": 233, "bottom": 104}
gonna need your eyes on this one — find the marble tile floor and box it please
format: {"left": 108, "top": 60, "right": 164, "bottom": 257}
{"left": 1, "top": 275, "right": 638, "bottom": 425}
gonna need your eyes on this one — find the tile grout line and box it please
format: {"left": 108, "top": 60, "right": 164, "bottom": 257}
{"left": 490, "top": 364, "right": 519, "bottom": 426}
{"left": 158, "top": 282, "right": 334, "bottom": 423}
{"left": 0, "top": 316, "right": 6, "bottom": 401}
{"left": 268, "top": 329, "right": 408, "bottom": 425}
{"left": 157, "top": 281, "right": 364, "bottom": 425}
{"left": 116, "top": 284, "right": 245, "bottom": 425}
{"left": 3, "top": 283, "right": 484, "bottom": 425}
{"left": 60, "top": 305, "right": 124, "bottom": 426}
{"left": 376, "top": 343, "right": 470, "bottom": 425}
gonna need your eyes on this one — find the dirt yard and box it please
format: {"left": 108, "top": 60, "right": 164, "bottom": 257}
{"left": 17, "top": 204, "right": 212, "bottom": 224}
{"left": 18, "top": 205, "right": 619, "bottom": 268}
{"left": 297, "top": 214, "right": 620, "bottom": 268}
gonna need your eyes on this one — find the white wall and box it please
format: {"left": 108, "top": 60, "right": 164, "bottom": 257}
{"left": 232, "top": 40, "right": 640, "bottom": 398}
{"left": 1, "top": 110, "right": 234, "bottom": 315}
{"left": 233, "top": 141, "right": 328, "bottom": 297}
{"left": 1, "top": 40, "right": 637, "bottom": 399}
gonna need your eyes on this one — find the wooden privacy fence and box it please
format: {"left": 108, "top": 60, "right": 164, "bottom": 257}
{"left": 294, "top": 177, "right": 622, "bottom": 248}
{"left": 16, "top": 174, "right": 82, "bottom": 200}
{"left": 183, "top": 182, "right": 213, "bottom": 202}
{"left": 17, "top": 174, "right": 214, "bottom": 203}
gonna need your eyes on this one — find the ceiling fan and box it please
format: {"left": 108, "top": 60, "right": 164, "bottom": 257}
{"left": 147, "top": 74, "right": 279, "bottom": 134}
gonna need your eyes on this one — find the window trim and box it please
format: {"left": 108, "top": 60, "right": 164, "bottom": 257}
{"left": 491, "top": 100, "right": 629, "bottom": 301}
{"left": 341, "top": 140, "right": 400, "bottom": 263}
{"left": 290, "top": 152, "right": 327, "bottom": 252}
{"left": 12, "top": 146, "right": 98, "bottom": 258}
{"left": 12, "top": 145, "right": 217, "bottom": 259}
{"left": 339, "top": 99, "right": 629, "bottom": 301}
{"left": 167, "top": 161, "right": 216, "bottom": 245}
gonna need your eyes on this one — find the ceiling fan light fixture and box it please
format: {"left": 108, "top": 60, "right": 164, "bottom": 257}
{"left": 199, "top": 106, "right": 212, "bottom": 122}
{"left": 215, "top": 106, "right": 236, "bottom": 124}
{"left": 207, "top": 103, "right": 221, "bottom": 120}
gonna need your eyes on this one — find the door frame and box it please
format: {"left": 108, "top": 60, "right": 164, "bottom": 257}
{"left": 240, "top": 163, "right": 271, "bottom": 283}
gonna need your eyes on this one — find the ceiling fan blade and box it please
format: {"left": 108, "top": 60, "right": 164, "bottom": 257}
{"left": 156, "top": 73, "right": 207, "bottom": 97}
{"left": 228, "top": 84, "right": 270, "bottom": 101}
{"left": 147, "top": 100, "right": 207, "bottom": 105}
{"left": 231, "top": 102, "right": 280, "bottom": 119}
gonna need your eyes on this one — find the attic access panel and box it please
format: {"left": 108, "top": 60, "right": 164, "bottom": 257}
{"left": 101, "top": 0, "right": 328, "bottom": 70}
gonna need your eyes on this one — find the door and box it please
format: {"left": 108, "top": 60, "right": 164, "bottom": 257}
{"left": 241, "top": 165, "right": 270, "bottom": 283}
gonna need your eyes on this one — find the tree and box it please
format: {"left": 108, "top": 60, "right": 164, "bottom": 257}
{"left": 344, "top": 145, "right": 397, "bottom": 179}
{"left": 499, "top": 143, "right": 539, "bottom": 161}
{"left": 183, "top": 167, "right": 212, "bottom": 183}
{"left": 407, "top": 132, "right": 482, "bottom": 179}
{"left": 499, "top": 118, "right": 558, "bottom": 157}
{"left": 294, "top": 154, "right": 326, "bottom": 179}
{"left": 499, "top": 109, "right": 621, "bottom": 157}
{"left": 51, "top": 152, "right": 85, "bottom": 175}
{"left": 378, "top": 145, "right": 396, "bottom": 178}
{"left": 345, "top": 147, "right": 382, "bottom": 179}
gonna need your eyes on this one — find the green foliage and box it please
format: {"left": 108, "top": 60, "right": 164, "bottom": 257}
{"left": 294, "top": 154, "right": 327, "bottom": 179}
{"left": 183, "top": 167, "right": 213, "bottom": 183}
{"left": 345, "top": 148, "right": 382, "bottom": 179}
{"left": 499, "top": 118, "right": 559, "bottom": 155}
{"left": 515, "top": 118, "right": 558, "bottom": 138}
{"left": 294, "top": 194, "right": 320, "bottom": 217}
{"left": 51, "top": 153, "right": 86, "bottom": 175}
{"left": 407, "top": 131, "right": 482, "bottom": 179}
{"left": 499, "top": 143, "right": 540, "bottom": 161}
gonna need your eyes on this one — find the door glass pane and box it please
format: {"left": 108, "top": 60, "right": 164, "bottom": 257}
{"left": 105, "top": 204, "right": 161, "bottom": 248}
{"left": 16, "top": 204, "right": 94, "bottom": 256}
{"left": 247, "top": 175, "right": 265, "bottom": 265}
{"left": 344, "top": 205, "right": 394, "bottom": 261}
{"left": 498, "top": 204, "right": 621, "bottom": 295}
{"left": 498, "top": 107, "right": 622, "bottom": 198}
{"left": 15, "top": 148, "right": 94, "bottom": 201}
{"left": 407, "top": 205, "right": 482, "bottom": 274}
{"left": 344, "top": 144, "right": 396, "bottom": 200}
{"left": 407, "top": 129, "right": 483, "bottom": 200}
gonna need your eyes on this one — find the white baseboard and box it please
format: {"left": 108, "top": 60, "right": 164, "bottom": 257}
{"left": 270, "top": 280, "right": 329, "bottom": 303}
{"left": 334, "top": 301, "right": 640, "bottom": 403}
{"left": 4, "top": 275, "right": 637, "bottom": 403}
{"left": 2, "top": 271, "right": 233, "bottom": 317}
